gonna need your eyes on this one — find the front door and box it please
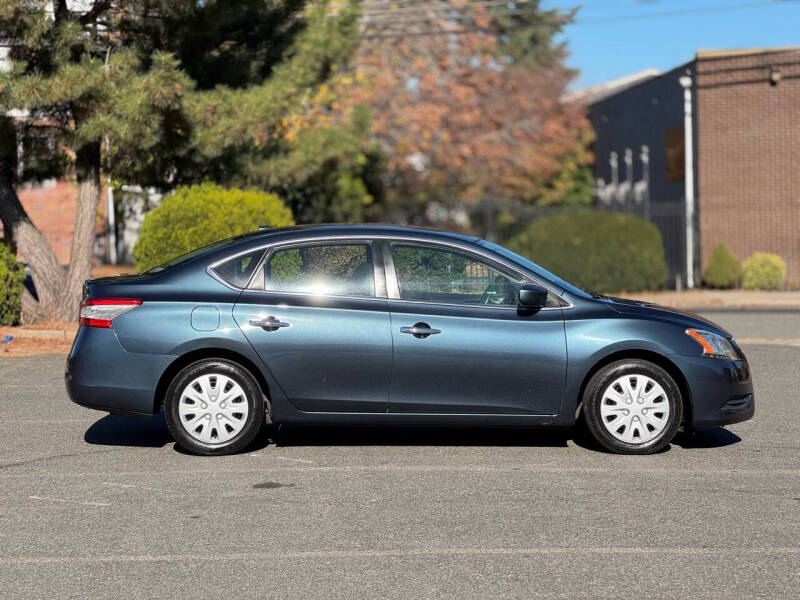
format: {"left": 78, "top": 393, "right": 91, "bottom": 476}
{"left": 384, "top": 241, "right": 566, "bottom": 415}
{"left": 234, "top": 240, "right": 392, "bottom": 413}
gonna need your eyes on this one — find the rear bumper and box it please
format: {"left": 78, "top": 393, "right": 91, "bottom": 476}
{"left": 671, "top": 354, "right": 755, "bottom": 427}
{"left": 65, "top": 326, "right": 173, "bottom": 416}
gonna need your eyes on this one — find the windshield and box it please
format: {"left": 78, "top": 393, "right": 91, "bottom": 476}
{"left": 478, "top": 240, "right": 592, "bottom": 299}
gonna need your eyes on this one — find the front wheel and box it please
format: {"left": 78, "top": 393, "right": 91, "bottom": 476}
{"left": 582, "top": 359, "right": 683, "bottom": 454}
{"left": 164, "top": 359, "right": 266, "bottom": 455}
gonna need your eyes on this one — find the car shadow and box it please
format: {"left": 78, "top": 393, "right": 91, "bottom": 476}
{"left": 84, "top": 413, "right": 173, "bottom": 448}
{"left": 569, "top": 425, "right": 742, "bottom": 454}
{"left": 82, "top": 415, "right": 742, "bottom": 454}
{"left": 266, "top": 425, "right": 571, "bottom": 449}
{"left": 674, "top": 426, "right": 742, "bottom": 449}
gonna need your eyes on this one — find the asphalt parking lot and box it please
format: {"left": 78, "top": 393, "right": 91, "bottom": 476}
{"left": 1, "top": 311, "right": 799, "bottom": 599}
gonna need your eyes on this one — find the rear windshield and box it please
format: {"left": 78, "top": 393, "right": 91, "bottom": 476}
{"left": 143, "top": 238, "right": 245, "bottom": 274}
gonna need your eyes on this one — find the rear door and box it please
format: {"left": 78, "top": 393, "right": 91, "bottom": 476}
{"left": 233, "top": 240, "right": 392, "bottom": 413}
{"left": 383, "top": 240, "right": 567, "bottom": 415}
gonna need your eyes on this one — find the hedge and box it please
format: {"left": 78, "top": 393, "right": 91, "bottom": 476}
{"left": 506, "top": 212, "right": 667, "bottom": 293}
{"left": 741, "top": 252, "right": 786, "bottom": 290}
{"left": 703, "top": 243, "right": 742, "bottom": 289}
{"left": 133, "top": 183, "right": 294, "bottom": 272}
{"left": 0, "top": 241, "right": 24, "bottom": 326}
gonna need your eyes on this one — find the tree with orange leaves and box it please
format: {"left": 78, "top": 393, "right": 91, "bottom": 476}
{"left": 352, "top": 0, "right": 593, "bottom": 230}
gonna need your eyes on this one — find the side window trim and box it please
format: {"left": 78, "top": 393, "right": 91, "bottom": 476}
{"left": 372, "top": 240, "right": 389, "bottom": 298}
{"left": 380, "top": 240, "right": 400, "bottom": 299}
{"left": 382, "top": 239, "right": 564, "bottom": 309}
{"left": 247, "top": 239, "right": 382, "bottom": 299}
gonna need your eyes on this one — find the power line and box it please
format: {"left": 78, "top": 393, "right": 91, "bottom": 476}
{"left": 574, "top": 0, "right": 788, "bottom": 24}
{"left": 362, "top": 20, "right": 538, "bottom": 38}
{"left": 363, "top": 8, "right": 541, "bottom": 26}
{"left": 361, "top": 0, "right": 535, "bottom": 17}
{"left": 358, "top": 0, "right": 794, "bottom": 38}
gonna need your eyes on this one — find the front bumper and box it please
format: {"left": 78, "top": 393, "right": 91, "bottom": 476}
{"left": 671, "top": 353, "right": 754, "bottom": 426}
{"left": 65, "top": 326, "right": 173, "bottom": 416}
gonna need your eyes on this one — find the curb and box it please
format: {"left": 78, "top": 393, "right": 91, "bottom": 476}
{"left": 669, "top": 306, "right": 800, "bottom": 313}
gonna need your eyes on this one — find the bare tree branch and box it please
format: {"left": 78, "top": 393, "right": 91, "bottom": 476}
{"left": 79, "top": 0, "right": 112, "bottom": 25}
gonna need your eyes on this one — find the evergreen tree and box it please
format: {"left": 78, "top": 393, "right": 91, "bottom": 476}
{"left": 0, "top": 1, "right": 362, "bottom": 321}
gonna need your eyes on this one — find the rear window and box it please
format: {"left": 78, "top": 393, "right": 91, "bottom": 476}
{"left": 211, "top": 249, "right": 265, "bottom": 288}
{"left": 260, "top": 243, "right": 375, "bottom": 297}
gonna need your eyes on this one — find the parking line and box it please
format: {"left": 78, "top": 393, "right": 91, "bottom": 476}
{"left": 273, "top": 456, "right": 317, "bottom": 464}
{"left": 1, "top": 465, "right": 799, "bottom": 478}
{"left": 1, "top": 546, "right": 799, "bottom": 565}
{"left": 28, "top": 495, "right": 111, "bottom": 507}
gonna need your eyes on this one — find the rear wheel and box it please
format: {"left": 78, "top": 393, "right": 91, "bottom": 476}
{"left": 164, "top": 359, "right": 266, "bottom": 455}
{"left": 582, "top": 359, "right": 682, "bottom": 454}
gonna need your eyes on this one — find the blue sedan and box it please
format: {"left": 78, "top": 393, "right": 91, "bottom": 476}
{"left": 66, "top": 225, "right": 754, "bottom": 455}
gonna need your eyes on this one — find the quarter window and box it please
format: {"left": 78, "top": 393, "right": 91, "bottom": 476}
{"left": 211, "top": 249, "right": 264, "bottom": 288}
{"left": 262, "top": 243, "right": 375, "bottom": 297}
{"left": 391, "top": 244, "right": 526, "bottom": 306}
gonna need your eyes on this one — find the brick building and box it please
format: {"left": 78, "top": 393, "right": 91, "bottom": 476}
{"left": 586, "top": 47, "right": 800, "bottom": 287}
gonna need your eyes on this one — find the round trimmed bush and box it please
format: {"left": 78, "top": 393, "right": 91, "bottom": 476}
{"left": 0, "top": 240, "right": 24, "bottom": 326}
{"left": 741, "top": 252, "right": 786, "bottom": 290}
{"left": 703, "top": 243, "right": 742, "bottom": 288}
{"left": 133, "top": 183, "right": 294, "bottom": 271}
{"left": 506, "top": 212, "right": 667, "bottom": 293}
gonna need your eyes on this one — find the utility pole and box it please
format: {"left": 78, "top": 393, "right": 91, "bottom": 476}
{"left": 483, "top": 196, "right": 495, "bottom": 243}
{"left": 624, "top": 148, "right": 633, "bottom": 212}
{"left": 105, "top": 178, "right": 117, "bottom": 265}
{"left": 679, "top": 74, "right": 695, "bottom": 289}
{"left": 640, "top": 145, "right": 650, "bottom": 222}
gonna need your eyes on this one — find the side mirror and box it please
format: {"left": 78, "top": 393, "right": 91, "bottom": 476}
{"left": 518, "top": 284, "right": 548, "bottom": 309}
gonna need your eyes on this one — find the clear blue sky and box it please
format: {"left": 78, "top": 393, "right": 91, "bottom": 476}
{"left": 541, "top": 0, "right": 800, "bottom": 89}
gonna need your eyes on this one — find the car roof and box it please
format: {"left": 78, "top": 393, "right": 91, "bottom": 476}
{"left": 252, "top": 224, "right": 479, "bottom": 242}
{"left": 177, "top": 224, "right": 482, "bottom": 272}
{"left": 210, "top": 224, "right": 479, "bottom": 255}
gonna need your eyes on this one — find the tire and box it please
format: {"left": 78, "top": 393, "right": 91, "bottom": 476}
{"left": 582, "top": 359, "right": 683, "bottom": 455}
{"left": 164, "top": 359, "right": 267, "bottom": 455}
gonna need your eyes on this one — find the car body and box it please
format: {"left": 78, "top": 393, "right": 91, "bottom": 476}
{"left": 66, "top": 225, "right": 754, "bottom": 454}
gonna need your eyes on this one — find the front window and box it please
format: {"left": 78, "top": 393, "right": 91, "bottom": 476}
{"left": 259, "top": 242, "right": 375, "bottom": 297}
{"left": 390, "top": 243, "right": 526, "bottom": 306}
{"left": 479, "top": 240, "right": 589, "bottom": 300}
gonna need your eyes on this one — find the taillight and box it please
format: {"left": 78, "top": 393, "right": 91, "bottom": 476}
{"left": 79, "top": 298, "right": 142, "bottom": 328}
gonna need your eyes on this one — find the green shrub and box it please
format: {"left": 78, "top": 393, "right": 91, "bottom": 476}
{"left": 0, "top": 241, "right": 24, "bottom": 326}
{"left": 133, "top": 183, "right": 294, "bottom": 271}
{"left": 506, "top": 212, "right": 667, "bottom": 293}
{"left": 741, "top": 252, "right": 786, "bottom": 289}
{"left": 703, "top": 243, "right": 742, "bottom": 288}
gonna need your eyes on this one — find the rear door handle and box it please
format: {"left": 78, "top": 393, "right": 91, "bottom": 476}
{"left": 249, "top": 316, "right": 291, "bottom": 331}
{"left": 400, "top": 322, "right": 441, "bottom": 338}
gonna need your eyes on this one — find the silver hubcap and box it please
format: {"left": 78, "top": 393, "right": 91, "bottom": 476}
{"left": 178, "top": 374, "right": 249, "bottom": 445}
{"left": 600, "top": 374, "right": 670, "bottom": 444}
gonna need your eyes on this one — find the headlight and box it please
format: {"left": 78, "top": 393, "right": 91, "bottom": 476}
{"left": 686, "top": 329, "right": 738, "bottom": 360}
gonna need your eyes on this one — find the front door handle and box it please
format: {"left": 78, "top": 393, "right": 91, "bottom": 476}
{"left": 249, "top": 316, "right": 291, "bottom": 331}
{"left": 400, "top": 322, "right": 441, "bottom": 339}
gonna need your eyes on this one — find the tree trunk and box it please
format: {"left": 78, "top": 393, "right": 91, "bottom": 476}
{"left": 56, "top": 142, "right": 101, "bottom": 322}
{"left": 0, "top": 170, "right": 66, "bottom": 322}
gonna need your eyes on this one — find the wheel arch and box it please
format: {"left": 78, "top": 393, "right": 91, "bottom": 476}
{"left": 575, "top": 349, "right": 692, "bottom": 425}
{"left": 153, "top": 348, "right": 272, "bottom": 414}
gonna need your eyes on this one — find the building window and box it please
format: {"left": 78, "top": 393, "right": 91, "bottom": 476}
{"left": 665, "top": 124, "right": 684, "bottom": 182}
